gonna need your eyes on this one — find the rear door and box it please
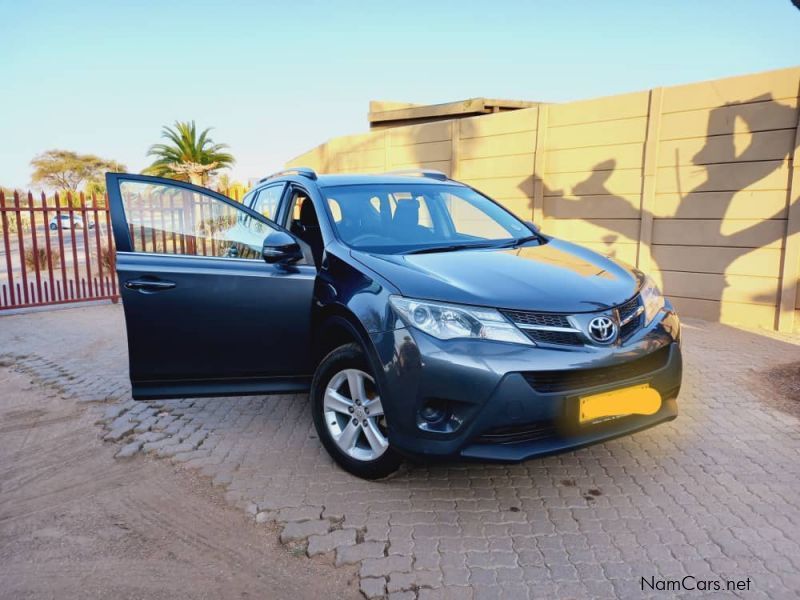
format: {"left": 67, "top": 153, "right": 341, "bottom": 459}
{"left": 106, "top": 173, "right": 315, "bottom": 400}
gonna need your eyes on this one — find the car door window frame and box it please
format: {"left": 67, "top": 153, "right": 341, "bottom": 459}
{"left": 107, "top": 173, "right": 295, "bottom": 258}
{"left": 249, "top": 183, "right": 287, "bottom": 222}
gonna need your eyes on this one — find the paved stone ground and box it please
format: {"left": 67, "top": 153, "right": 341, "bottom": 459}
{"left": 2, "top": 303, "right": 799, "bottom": 599}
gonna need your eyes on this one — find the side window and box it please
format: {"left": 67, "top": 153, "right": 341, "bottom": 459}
{"left": 252, "top": 184, "right": 284, "bottom": 220}
{"left": 120, "top": 180, "right": 276, "bottom": 260}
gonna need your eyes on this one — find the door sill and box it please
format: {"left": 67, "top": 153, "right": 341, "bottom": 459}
{"left": 131, "top": 376, "right": 312, "bottom": 400}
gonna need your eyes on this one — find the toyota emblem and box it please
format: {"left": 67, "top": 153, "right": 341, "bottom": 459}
{"left": 587, "top": 316, "right": 617, "bottom": 344}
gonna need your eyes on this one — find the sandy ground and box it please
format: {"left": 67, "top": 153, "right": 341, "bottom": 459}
{"left": 0, "top": 365, "right": 360, "bottom": 600}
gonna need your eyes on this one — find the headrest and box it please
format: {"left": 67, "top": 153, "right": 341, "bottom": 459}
{"left": 393, "top": 198, "right": 420, "bottom": 227}
{"left": 299, "top": 199, "right": 318, "bottom": 227}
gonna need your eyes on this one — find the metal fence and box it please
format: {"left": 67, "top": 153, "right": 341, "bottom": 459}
{"left": 0, "top": 190, "right": 118, "bottom": 310}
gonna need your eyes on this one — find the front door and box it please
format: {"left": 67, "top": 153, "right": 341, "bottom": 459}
{"left": 106, "top": 173, "right": 315, "bottom": 400}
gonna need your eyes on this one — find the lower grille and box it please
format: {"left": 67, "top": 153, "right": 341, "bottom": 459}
{"left": 523, "top": 345, "right": 671, "bottom": 394}
{"left": 522, "top": 329, "right": 584, "bottom": 346}
{"left": 475, "top": 421, "right": 557, "bottom": 444}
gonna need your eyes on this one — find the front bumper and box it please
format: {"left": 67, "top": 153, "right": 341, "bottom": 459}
{"left": 369, "top": 306, "right": 682, "bottom": 462}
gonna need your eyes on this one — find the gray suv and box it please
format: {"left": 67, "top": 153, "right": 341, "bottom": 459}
{"left": 107, "top": 168, "right": 682, "bottom": 479}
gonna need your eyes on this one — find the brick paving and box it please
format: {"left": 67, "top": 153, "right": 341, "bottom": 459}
{"left": 1, "top": 303, "right": 799, "bottom": 599}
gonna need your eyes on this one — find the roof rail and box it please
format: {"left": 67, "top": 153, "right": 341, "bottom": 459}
{"left": 260, "top": 167, "right": 318, "bottom": 182}
{"left": 385, "top": 169, "right": 449, "bottom": 181}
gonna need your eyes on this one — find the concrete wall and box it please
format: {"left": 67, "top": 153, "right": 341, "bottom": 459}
{"left": 287, "top": 67, "right": 800, "bottom": 331}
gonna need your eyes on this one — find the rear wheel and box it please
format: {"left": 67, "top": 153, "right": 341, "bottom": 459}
{"left": 311, "top": 343, "right": 401, "bottom": 479}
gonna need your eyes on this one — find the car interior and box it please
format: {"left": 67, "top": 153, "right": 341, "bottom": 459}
{"left": 288, "top": 191, "right": 324, "bottom": 266}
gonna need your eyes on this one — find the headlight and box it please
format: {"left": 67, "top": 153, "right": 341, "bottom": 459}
{"left": 641, "top": 275, "right": 665, "bottom": 325}
{"left": 389, "top": 296, "right": 533, "bottom": 345}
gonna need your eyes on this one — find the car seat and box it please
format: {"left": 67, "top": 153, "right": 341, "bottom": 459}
{"left": 297, "top": 199, "right": 324, "bottom": 265}
{"left": 392, "top": 198, "right": 433, "bottom": 243}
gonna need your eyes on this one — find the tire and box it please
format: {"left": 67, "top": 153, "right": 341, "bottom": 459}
{"left": 49, "top": 223, "right": 57, "bottom": 230}
{"left": 311, "top": 343, "right": 401, "bottom": 479}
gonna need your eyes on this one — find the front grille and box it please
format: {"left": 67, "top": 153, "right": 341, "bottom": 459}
{"left": 523, "top": 345, "right": 671, "bottom": 394}
{"left": 523, "top": 329, "right": 584, "bottom": 346}
{"left": 475, "top": 421, "right": 557, "bottom": 444}
{"left": 501, "top": 310, "right": 571, "bottom": 328}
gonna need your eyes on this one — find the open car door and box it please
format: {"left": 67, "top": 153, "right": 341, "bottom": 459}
{"left": 106, "top": 173, "right": 314, "bottom": 400}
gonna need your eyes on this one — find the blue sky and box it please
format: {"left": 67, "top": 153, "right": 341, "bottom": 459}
{"left": 1, "top": 0, "right": 798, "bottom": 189}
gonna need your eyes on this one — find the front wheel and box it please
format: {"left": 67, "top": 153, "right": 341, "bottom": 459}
{"left": 311, "top": 343, "right": 401, "bottom": 479}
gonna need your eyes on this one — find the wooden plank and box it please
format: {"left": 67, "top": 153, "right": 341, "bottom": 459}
{"left": 542, "top": 218, "right": 641, "bottom": 243}
{"left": 388, "top": 120, "right": 452, "bottom": 145}
{"left": 670, "top": 296, "right": 778, "bottom": 329}
{"left": 656, "top": 160, "right": 790, "bottom": 194}
{"left": 390, "top": 160, "right": 451, "bottom": 173}
{"left": 459, "top": 107, "right": 538, "bottom": 139}
{"left": 654, "top": 270, "right": 779, "bottom": 306}
{"left": 458, "top": 130, "right": 536, "bottom": 160}
{"left": 653, "top": 190, "right": 789, "bottom": 219}
{"left": 652, "top": 218, "right": 786, "bottom": 248}
{"left": 459, "top": 154, "right": 535, "bottom": 179}
{"left": 329, "top": 131, "right": 385, "bottom": 151}
{"left": 496, "top": 197, "right": 533, "bottom": 220}
{"left": 531, "top": 104, "right": 548, "bottom": 226}
{"left": 369, "top": 98, "right": 536, "bottom": 124}
{"left": 546, "top": 117, "right": 648, "bottom": 150}
{"left": 658, "top": 129, "right": 796, "bottom": 166}
{"left": 637, "top": 88, "right": 663, "bottom": 272}
{"left": 548, "top": 91, "right": 650, "bottom": 127}
{"left": 659, "top": 98, "right": 798, "bottom": 141}
{"left": 661, "top": 67, "right": 800, "bottom": 113}
{"left": 335, "top": 149, "right": 385, "bottom": 170}
{"left": 545, "top": 142, "right": 644, "bottom": 173}
{"left": 776, "top": 88, "right": 800, "bottom": 331}
{"left": 651, "top": 245, "right": 783, "bottom": 278}
{"left": 571, "top": 241, "right": 639, "bottom": 265}
{"left": 462, "top": 176, "right": 534, "bottom": 199}
{"left": 543, "top": 194, "right": 641, "bottom": 219}
{"left": 544, "top": 168, "right": 643, "bottom": 197}
{"left": 388, "top": 140, "right": 451, "bottom": 165}
{"left": 449, "top": 121, "right": 459, "bottom": 179}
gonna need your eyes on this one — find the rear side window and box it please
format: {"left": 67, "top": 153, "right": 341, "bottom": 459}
{"left": 252, "top": 184, "right": 285, "bottom": 220}
{"left": 120, "top": 180, "right": 276, "bottom": 260}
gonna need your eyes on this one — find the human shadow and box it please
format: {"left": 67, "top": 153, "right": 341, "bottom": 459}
{"left": 532, "top": 94, "right": 799, "bottom": 324}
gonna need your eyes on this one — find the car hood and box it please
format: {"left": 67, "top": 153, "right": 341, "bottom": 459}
{"left": 352, "top": 239, "right": 643, "bottom": 313}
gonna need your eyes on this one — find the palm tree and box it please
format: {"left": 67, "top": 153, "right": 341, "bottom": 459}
{"left": 144, "top": 121, "right": 234, "bottom": 186}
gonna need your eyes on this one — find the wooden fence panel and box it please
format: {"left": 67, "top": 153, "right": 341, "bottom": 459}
{"left": 286, "top": 66, "right": 800, "bottom": 330}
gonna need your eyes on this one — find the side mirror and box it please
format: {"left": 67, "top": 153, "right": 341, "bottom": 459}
{"left": 262, "top": 230, "right": 303, "bottom": 265}
{"left": 524, "top": 220, "right": 540, "bottom": 234}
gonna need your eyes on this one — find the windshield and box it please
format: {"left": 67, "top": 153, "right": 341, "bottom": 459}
{"left": 323, "top": 184, "right": 535, "bottom": 253}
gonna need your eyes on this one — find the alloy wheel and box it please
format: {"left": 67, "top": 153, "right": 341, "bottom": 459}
{"left": 322, "top": 368, "right": 388, "bottom": 461}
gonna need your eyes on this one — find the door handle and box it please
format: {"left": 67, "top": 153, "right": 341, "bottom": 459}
{"left": 125, "top": 279, "right": 177, "bottom": 292}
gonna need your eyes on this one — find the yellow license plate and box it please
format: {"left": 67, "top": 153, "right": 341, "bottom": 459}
{"left": 579, "top": 384, "right": 661, "bottom": 424}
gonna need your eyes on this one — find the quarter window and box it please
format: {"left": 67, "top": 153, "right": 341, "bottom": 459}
{"left": 252, "top": 184, "right": 285, "bottom": 220}
{"left": 120, "top": 181, "right": 276, "bottom": 260}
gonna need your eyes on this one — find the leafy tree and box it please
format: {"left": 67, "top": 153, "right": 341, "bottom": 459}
{"left": 214, "top": 173, "right": 248, "bottom": 201}
{"left": 30, "top": 150, "right": 125, "bottom": 192}
{"left": 144, "top": 121, "right": 235, "bottom": 186}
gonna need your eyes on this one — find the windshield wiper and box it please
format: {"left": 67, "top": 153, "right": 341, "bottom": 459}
{"left": 496, "top": 235, "right": 541, "bottom": 249}
{"left": 405, "top": 242, "right": 499, "bottom": 255}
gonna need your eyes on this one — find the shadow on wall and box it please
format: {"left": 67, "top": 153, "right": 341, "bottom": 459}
{"left": 532, "top": 94, "right": 799, "bottom": 323}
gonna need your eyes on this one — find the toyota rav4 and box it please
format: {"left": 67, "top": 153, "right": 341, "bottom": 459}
{"left": 106, "top": 168, "right": 682, "bottom": 479}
